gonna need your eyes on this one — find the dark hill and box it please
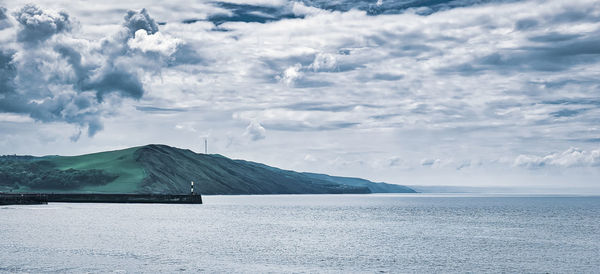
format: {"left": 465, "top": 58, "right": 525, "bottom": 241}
{"left": 0, "top": 144, "right": 415, "bottom": 195}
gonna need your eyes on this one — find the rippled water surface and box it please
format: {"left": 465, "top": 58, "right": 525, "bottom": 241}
{"left": 1, "top": 194, "right": 599, "bottom": 273}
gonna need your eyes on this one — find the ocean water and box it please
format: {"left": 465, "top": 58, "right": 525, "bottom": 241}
{"left": 1, "top": 194, "right": 599, "bottom": 273}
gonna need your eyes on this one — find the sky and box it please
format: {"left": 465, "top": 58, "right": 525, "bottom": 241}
{"left": 0, "top": 0, "right": 599, "bottom": 191}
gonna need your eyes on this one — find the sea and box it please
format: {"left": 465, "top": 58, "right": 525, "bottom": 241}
{"left": 1, "top": 194, "right": 599, "bottom": 273}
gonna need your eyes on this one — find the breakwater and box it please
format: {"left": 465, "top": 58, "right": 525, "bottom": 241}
{"left": 0, "top": 194, "right": 48, "bottom": 205}
{"left": 0, "top": 193, "right": 202, "bottom": 205}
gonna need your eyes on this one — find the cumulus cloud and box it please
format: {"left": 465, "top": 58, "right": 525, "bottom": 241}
{"left": 514, "top": 148, "right": 600, "bottom": 168}
{"left": 309, "top": 53, "right": 337, "bottom": 72}
{"left": 275, "top": 53, "right": 340, "bottom": 86}
{"left": 123, "top": 8, "right": 158, "bottom": 37}
{"left": 277, "top": 63, "right": 303, "bottom": 86}
{"left": 12, "top": 4, "right": 71, "bottom": 43}
{"left": 128, "top": 29, "right": 182, "bottom": 56}
{"left": 243, "top": 120, "right": 266, "bottom": 141}
{"left": 0, "top": 5, "right": 186, "bottom": 137}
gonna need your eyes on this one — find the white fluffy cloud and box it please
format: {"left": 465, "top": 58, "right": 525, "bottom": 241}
{"left": 277, "top": 63, "right": 303, "bottom": 86}
{"left": 515, "top": 148, "right": 600, "bottom": 168}
{"left": 243, "top": 120, "right": 266, "bottom": 141}
{"left": 127, "top": 29, "right": 182, "bottom": 56}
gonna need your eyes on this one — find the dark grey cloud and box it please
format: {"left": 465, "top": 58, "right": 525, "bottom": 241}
{"left": 13, "top": 4, "right": 71, "bottom": 43}
{"left": 547, "top": 6, "right": 600, "bottom": 24}
{"left": 56, "top": 37, "right": 145, "bottom": 100}
{"left": 181, "top": 18, "right": 201, "bottom": 24}
{"left": 528, "top": 32, "right": 581, "bottom": 43}
{"left": 550, "top": 108, "right": 588, "bottom": 118}
{"left": 135, "top": 106, "right": 187, "bottom": 112}
{"left": 0, "top": 50, "right": 29, "bottom": 116}
{"left": 579, "top": 138, "right": 600, "bottom": 143}
{"left": 207, "top": 2, "right": 301, "bottom": 26}
{"left": 168, "top": 44, "right": 205, "bottom": 66}
{"left": 542, "top": 98, "right": 600, "bottom": 106}
{"left": 514, "top": 18, "right": 538, "bottom": 30}
{"left": 0, "top": 79, "right": 104, "bottom": 137}
{"left": 296, "top": 0, "right": 519, "bottom": 16}
{"left": 85, "top": 70, "right": 144, "bottom": 100}
{"left": 513, "top": 4, "right": 600, "bottom": 33}
{"left": 370, "top": 113, "right": 402, "bottom": 120}
{"left": 437, "top": 3, "right": 600, "bottom": 77}
{"left": 55, "top": 45, "right": 91, "bottom": 88}
{"left": 0, "top": 6, "right": 186, "bottom": 138}
{"left": 189, "top": 0, "right": 520, "bottom": 28}
{"left": 27, "top": 93, "right": 101, "bottom": 130}
{"left": 123, "top": 8, "right": 158, "bottom": 36}
{"left": 0, "top": 7, "right": 10, "bottom": 30}
{"left": 373, "top": 73, "right": 404, "bottom": 81}
{"left": 440, "top": 33, "right": 600, "bottom": 74}
{"left": 0, "top": 50, "right": 16, "bottom": 96}
{"left": 0, "top": 7, "right": 6, "bottom": 20}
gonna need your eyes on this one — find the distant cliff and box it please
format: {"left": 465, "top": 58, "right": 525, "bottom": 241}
{"left": 0, "top": 144, "right": 415, "bottom": 195}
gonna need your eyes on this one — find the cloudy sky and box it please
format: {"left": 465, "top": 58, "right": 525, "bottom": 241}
{"left": 1, "top": 0, "right": 599, "bottom": 191}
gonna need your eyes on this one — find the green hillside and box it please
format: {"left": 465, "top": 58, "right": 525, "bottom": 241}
{"left": 46, "top": 147, "right": 145, "bottom": 193}
{"left": 0, "top": 144, "right": 415, "bottom": 194}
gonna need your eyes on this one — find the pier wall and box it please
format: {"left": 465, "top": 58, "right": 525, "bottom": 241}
{"left": 0, "top": 193, "right": 202, "bottom": 205}
{"left": 0, "top": 194, "right": 48, "bottom": 205}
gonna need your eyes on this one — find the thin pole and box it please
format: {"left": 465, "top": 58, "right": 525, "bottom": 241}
{"left": 205, "top": 138, "right": 207, "bottom": 154}
{"left": 191, "top": 181, "right": 194, "bottom": 195}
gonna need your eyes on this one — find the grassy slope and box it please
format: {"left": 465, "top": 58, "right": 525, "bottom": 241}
{"left": 2, "top": 144, "right": 415, "bottom": 194}
{"left": 43, "top": 147, "right": 146, "bottom": 193}
{"left": 135, "top": 145, "right": 369, "bottom": 194}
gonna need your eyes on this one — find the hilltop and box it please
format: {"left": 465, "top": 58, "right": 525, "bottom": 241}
{"left": 0, "top": 145, "right": 415, "bottom": 195}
